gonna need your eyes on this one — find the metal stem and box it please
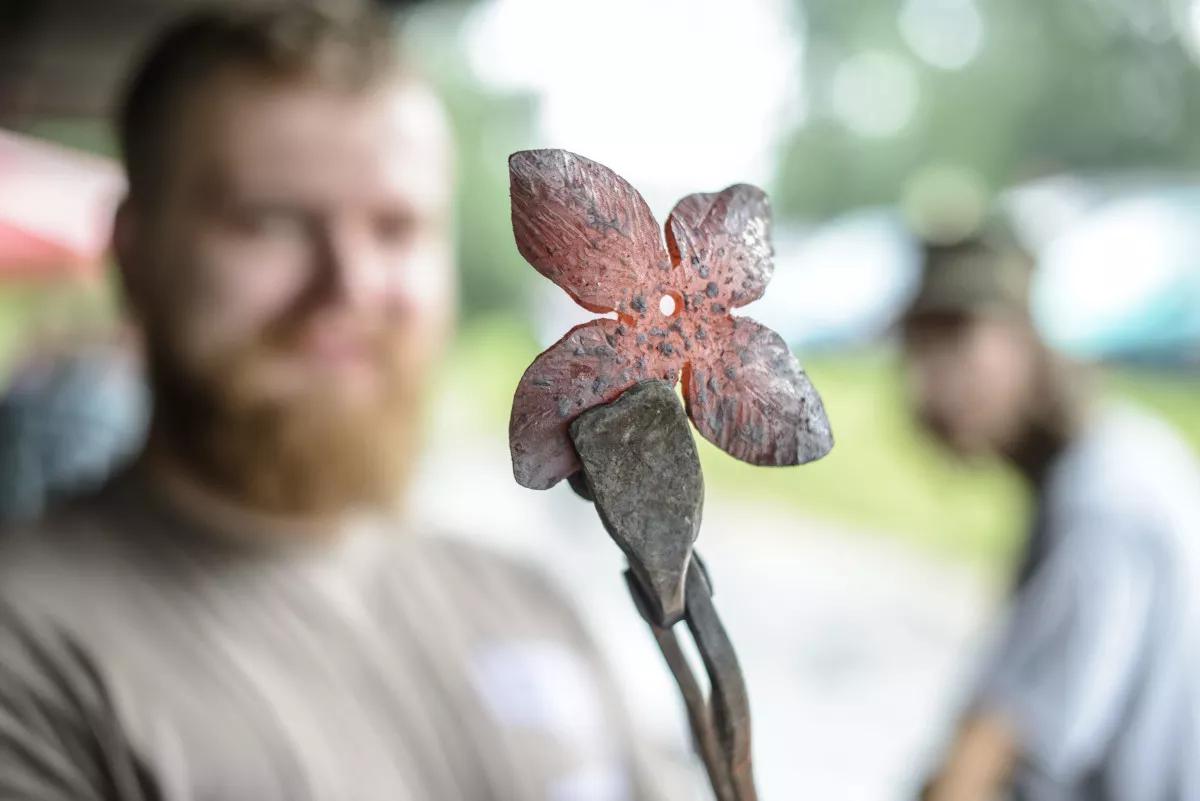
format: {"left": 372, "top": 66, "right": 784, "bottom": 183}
{"left": 623, "top": 570, "right": 735, "bottom": 801}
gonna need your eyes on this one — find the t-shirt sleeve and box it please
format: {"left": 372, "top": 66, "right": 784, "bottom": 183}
{"left": 0, "top": 605, "right": 155, "bottom": 801}
{"left": 973, "top": 516, "right": 1158, "bottom": 783}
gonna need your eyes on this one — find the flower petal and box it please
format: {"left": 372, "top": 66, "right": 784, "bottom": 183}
{"left": 665, "top": 185, "right": 773, "bottom": 309}
{"left": 683, "top": 317, "right": 832, "bottom": 466}
{"left": 509, "top": 318, "right": 673, "bottom": 489}
{"left": 510, "top": 149, "right": 669, "bottom": 314}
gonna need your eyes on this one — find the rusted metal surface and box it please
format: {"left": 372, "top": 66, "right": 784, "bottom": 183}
{"left": 685, "top": 317, "right": 832, "bottom": 466}
{"left": 509, "top": 150, "right": 836, "bottom": 801}
{"left": 508, "top": 149, "right": 833, "bottom": 490}
{"left": 570, "top": 384, "right": 758, "bottom": 801}
{"left": 509, "top": 148, "right": 670, "bottom": 313}
{"left": 684, "top": 561, "right": 756, "bottom": 801}
{"left": 570, "top": 380, "right": 702, "bottom": 625}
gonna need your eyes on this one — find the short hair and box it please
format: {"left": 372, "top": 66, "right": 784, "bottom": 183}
{"left": 117, "top": 2, "right": 403, "bottom": 201}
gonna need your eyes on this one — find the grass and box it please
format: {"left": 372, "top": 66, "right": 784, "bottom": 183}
{"left": 442, "top": 314, "right": 1200, "bottom": 571}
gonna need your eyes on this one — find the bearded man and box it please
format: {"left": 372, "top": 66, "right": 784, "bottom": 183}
{"left": 0, "top": 6, "right": 664, "bottom": 800}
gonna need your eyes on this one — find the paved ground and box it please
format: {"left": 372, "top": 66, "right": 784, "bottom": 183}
{"left": 412, "top": 437, "right": 999, "bottom": 801}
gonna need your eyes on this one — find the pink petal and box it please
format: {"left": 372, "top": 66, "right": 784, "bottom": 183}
{"left": 510, "top": 150, "right": 669, "bottom": 314}
{"left": 665, "top": 185, "right": 773, "bottom": 309}
{"left": 683, "top": 317, "right": 832, "bottom": 466}
{"left": 509, "top": 318, "right": 674, "bottom": 489}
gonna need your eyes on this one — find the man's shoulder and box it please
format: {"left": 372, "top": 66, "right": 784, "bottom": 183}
{"left": 0, "top": 503, "right": 123, "bottom": 712}
{"left": 1049, "top": 406, "right": 1200, "bottom": 522}
{"left": 0, "top": 507, "right": 85, "bottom": 582}
{"left": 0, "top": 586, "right": 151, "bottom": 800}
{"left": 1040, "top": 406, "right": 1200, "bottom": 569}
{"left": 0, "top": 490, "right": 131, "bottom": 621}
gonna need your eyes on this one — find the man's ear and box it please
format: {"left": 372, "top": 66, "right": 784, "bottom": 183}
{"left": 113, "top": 196, "right": 149, "bottom": 322}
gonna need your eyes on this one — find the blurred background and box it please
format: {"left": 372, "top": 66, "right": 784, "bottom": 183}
{"left": 2, "top": 0, "right": 1200, "bottom": 798}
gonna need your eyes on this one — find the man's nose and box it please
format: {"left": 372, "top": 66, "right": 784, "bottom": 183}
{"left": 308, "top": 220, "right": 385, "bottom": 308}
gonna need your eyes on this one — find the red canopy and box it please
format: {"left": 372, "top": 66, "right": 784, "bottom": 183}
{"left": 0, "top": 129, "right": 125, "bottom": 280}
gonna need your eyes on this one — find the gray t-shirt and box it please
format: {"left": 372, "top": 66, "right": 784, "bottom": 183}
{"left": 976, "top": 407, "right": 1200, "bottom": 801}
{"left": 0, "top": 470, "right": 659, "bottom": 801}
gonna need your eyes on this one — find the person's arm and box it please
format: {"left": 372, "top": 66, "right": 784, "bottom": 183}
{"left": 921, "top": 711, "right": 1019, "bottom": 801}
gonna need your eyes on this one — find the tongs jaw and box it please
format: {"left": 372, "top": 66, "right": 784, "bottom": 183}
{"left": 569, "top": 380, "right": 702, "bottom": 627}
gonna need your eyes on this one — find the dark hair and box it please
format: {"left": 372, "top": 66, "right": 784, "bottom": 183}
{"left": 117, "top": 2, "right": 401, "bottom": 200}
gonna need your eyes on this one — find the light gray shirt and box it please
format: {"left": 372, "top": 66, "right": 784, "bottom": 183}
{"left": 0, "top": 470, "right": 659, "bottom": 801}
{"left": 976, "top": 407, "right": 1200, "bottom": 801}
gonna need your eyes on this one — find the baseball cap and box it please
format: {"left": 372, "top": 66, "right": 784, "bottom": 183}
{"left": 904, "top": 220, "right": 1035, "bottom": 322}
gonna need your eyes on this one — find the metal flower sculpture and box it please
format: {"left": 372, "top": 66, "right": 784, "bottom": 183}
{"left": 508, "top": 149, "right": 833, "bottom": 490}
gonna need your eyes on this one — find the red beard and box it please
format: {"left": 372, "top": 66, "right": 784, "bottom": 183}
{"left": 144, "top": 312, "right": 426, "bottom": 516}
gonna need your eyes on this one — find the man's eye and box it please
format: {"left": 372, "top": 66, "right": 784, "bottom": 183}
{"left": 233, "top": 209, "right": 306, "bottom": 237}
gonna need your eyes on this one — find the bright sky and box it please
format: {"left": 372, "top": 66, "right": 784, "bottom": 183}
{"left": 463, "top": 0, "right": 805, "bottom": 215}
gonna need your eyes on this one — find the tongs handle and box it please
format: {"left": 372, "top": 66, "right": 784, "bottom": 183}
{"left": 625, "top": 558, "right": 756, "bottom": 801}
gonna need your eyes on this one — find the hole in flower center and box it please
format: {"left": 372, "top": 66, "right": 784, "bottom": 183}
{"left": 659, "top": 294, "right": 677, "bottom": 316}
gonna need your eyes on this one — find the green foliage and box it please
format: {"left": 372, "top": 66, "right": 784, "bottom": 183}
{"left": 777, "top": 0, "right": 1200, "bottom": 219}
{"left": 443, "top": 83, "right": 538, "bottom": 316}
{"left": 0, "top": 280, "right": 120, "bottom": 382}
{"left": 405, "top": 5, "right": 539, "bottom": 318}
{"left": 17, "top": 118, "right": 116, "bottom": 157}
{"left": 1104, "top": 366, "right": 1200, "bottom": 445}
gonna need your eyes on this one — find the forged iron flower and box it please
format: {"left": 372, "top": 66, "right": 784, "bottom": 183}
{"left": 508, "top": 149, "right": 833, "bottom": 490}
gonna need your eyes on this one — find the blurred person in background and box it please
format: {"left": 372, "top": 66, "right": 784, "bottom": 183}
{"left": 904, "top": 224, "right": 1200, "bottom": 801}
{"left": 0, "top": 335, "right": 146, "bottom": 524}
{"left": 0, "top": 5, "right": 668, "bottom": 800}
